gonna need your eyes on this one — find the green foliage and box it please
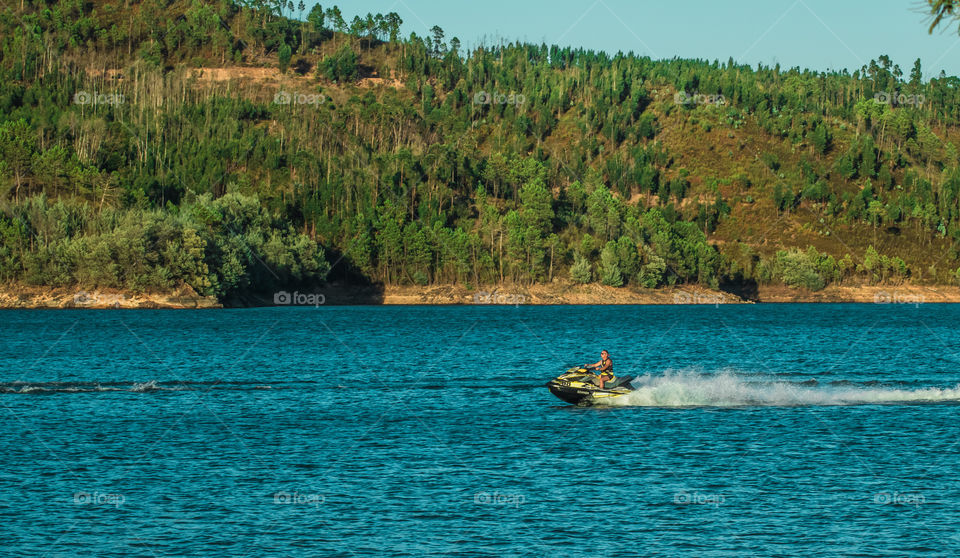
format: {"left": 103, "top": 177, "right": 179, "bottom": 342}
{"left": 761, "top": 152, "right": 781, "bottom": 172}
{"left": 600, "top": 241, "right": 624, "bottom": 287}
{"left": 0, "top": 193, "right": 329, "bottom": 298}
{"left": 0, "top": 119, "right": 36, "bottom": 199}
{"left": 765, "top": 245, "right": 908, "bottom": 290}
{"left": 278, "top": 43, "right": 292, "bottom": 73}
{"left": 0, "top": 0, "right": 956, "bottom": 299}
{"left": 637, "top": 250, "right": 666, "bottom": 288}
{"left": 861, "top": 245, "right": 908, "bottom": 283}
{"left": 801, "top": 179, "right": 829, "bottom": 202}
{"left": 774, "top": 248, "right": 827, "bottom": 291}
{"left": 811, "top": 122, "right": 831, "bottom": 155}
{"left": 570, "top": 253, "right": 592, "bottom": 284}
{"left": 307, "top": 4, "right": 326, "bottom": 32}
{"left": 773, "top": 184, "right": 795, "bottom": 213}
{"left": 320, "top": 44, "right": 358, "bottom": 82}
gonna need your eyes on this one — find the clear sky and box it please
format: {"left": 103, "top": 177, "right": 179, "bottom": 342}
{"left": 311, "top": 0, "right": 960, "bottom": 78}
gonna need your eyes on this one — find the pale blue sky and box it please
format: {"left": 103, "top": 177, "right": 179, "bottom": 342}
{"left": 311, "top": 0, "right": 960, "bottom": 78}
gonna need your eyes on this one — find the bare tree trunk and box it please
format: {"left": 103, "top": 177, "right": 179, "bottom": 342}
{"left": 498, "top": 230, "right": 503, "bottom": 284}
{"left": 548, "top": 242, "right": 554, "bottom": 281}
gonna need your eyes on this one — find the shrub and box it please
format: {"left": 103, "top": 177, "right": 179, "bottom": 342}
{"left": 637, "top": 253, "right": 666, "bottom": 288}
{"left": 775, "top": 249, "right": 826, "bottom": 291}
{"left": 600, "top": 242, "right": 623, "bottom": 287}
{"left": 570, "top": 253, "right": 592, "bottom": 284}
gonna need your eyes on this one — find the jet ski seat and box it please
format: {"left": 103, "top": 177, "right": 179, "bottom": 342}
{"left": 603, "top": 375, "right": 633, "bottom": 389}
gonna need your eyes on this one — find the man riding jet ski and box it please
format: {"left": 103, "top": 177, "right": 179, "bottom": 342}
{"left": 546, "top": 350, "right": 634, "bottom": 405}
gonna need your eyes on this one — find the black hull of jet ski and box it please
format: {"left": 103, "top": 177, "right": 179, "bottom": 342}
{"left": 547, "top": 382, "right": 595, "bottom": 405}
{"left": 546, "top": 368, "right": 634, "bottom": 406}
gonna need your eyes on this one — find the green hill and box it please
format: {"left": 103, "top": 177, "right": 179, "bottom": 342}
{"left": 2, "top": 0, "right": 960, "bottom": 302}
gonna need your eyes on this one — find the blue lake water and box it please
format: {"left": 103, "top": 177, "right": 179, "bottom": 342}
{"left": 2, "top": 304, "right": 960, "bottom": 556}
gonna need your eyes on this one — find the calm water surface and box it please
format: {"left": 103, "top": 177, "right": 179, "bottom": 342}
{"left": 2, "top": 304, "right": 959, "bottom": 556}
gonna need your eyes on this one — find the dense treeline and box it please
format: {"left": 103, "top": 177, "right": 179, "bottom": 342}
{"left": 0, "top": 0, "right": 959, "bottom": 298}
{"left": 0, "top": 193, "right": 330, "bottom": 299}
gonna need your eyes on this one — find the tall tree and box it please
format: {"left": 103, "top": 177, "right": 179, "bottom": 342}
{"left": 0, "top": 119, "right": 35, "bottom": 201}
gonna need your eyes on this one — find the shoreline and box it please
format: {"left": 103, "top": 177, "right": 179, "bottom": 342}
{"left": 2, "top": 283, "right": 960, "bottom": 308}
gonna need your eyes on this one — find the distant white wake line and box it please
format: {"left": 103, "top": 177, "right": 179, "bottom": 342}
{"left": 598, "top": 371, "right": 960, "bottom": 407}
{"left": 0, "top": 380, "right": 277, "bottom": 394}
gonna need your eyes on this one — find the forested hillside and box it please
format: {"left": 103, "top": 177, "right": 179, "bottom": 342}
{"left": 2, "top": 0, "right": 960, "bottom": 301}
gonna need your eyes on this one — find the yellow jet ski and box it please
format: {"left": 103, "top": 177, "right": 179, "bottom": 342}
{"left": 546, "top": 367, "right": 635, "bottom": 406}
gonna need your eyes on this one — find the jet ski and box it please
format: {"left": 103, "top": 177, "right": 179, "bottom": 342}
{"left": 546, "top": 367, "right": 635, "bottom": 406}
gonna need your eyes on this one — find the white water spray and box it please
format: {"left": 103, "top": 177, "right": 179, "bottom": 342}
{"left": 597, "top": 370, "right": 960, "bottom": 407}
